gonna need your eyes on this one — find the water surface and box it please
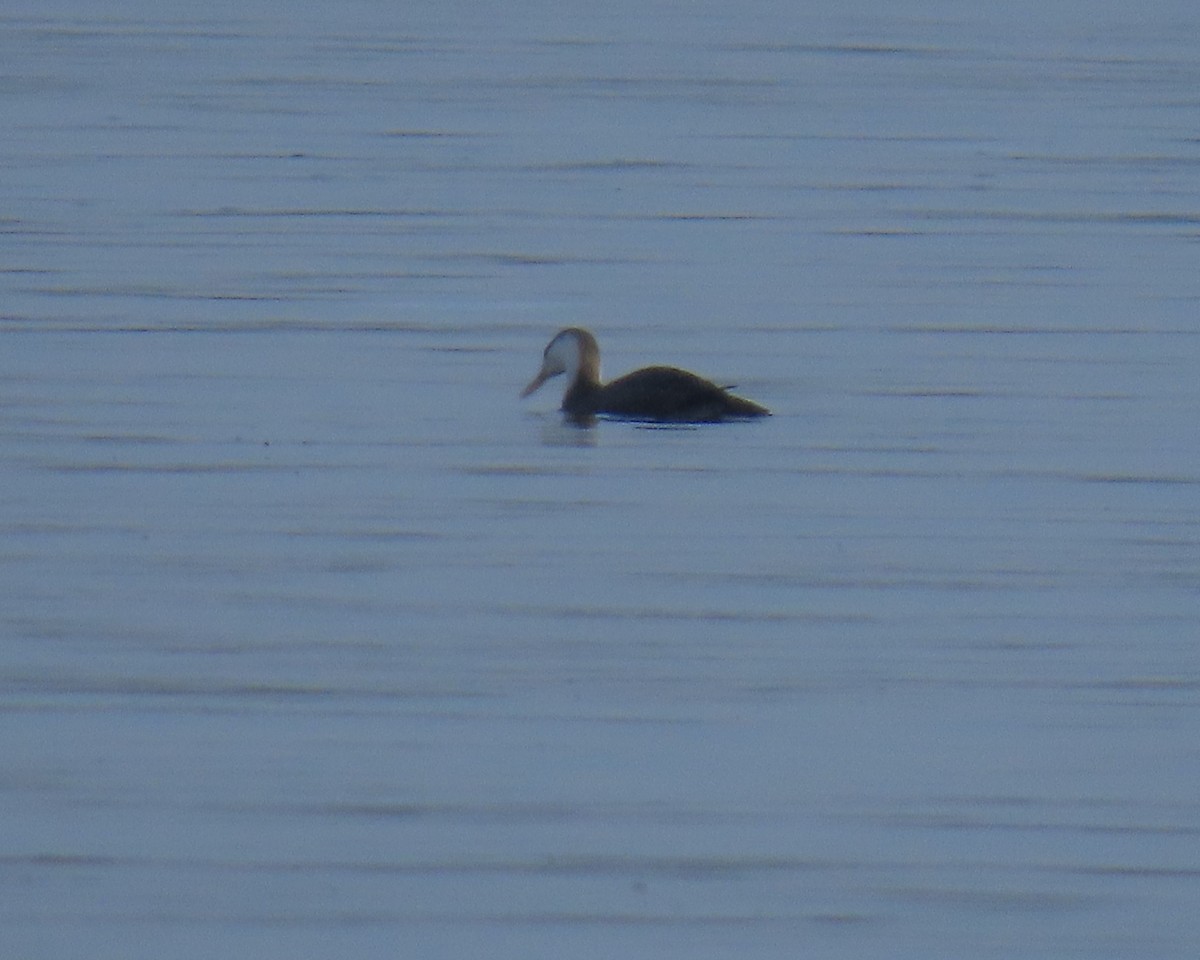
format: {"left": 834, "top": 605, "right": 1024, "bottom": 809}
{"left": 2, "top": 3, "right": 1199, "bottom": 958}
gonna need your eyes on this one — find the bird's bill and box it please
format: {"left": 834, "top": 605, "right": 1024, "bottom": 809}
{"left": 520, "top": 368, "right": 550, "bottom": 398}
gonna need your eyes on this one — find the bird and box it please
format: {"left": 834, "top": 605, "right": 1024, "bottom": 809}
{"left": 520, "top": 327, "right": 770, "bottom": 423}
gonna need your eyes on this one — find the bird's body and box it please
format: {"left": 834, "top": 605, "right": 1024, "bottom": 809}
{"left": 521, "top": 327, "right": 770, "bottom": 423}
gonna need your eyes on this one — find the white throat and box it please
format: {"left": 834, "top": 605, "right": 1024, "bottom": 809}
{"left": 547, "top": 331, "right": 587, "bottom": 383}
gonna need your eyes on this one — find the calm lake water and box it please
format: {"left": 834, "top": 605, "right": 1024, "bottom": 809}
{"left": 3, "top": 2, "right": 1199, "bottom": 958}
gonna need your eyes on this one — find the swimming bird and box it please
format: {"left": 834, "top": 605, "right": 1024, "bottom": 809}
{"left": 520, "top": 327, "right": 770, "bottom": 423}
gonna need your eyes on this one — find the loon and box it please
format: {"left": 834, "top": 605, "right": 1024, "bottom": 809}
{"left": 521, "top": 327, "right": 770, "bottom": 423}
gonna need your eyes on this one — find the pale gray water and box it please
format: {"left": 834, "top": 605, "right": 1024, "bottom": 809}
{"left": 2, "top": 2, "right": 1199, "bottom": 958}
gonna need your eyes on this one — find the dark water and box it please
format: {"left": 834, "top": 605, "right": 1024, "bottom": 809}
{"left": 2, "top": 3, "right": 1199, "bottom": 958}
